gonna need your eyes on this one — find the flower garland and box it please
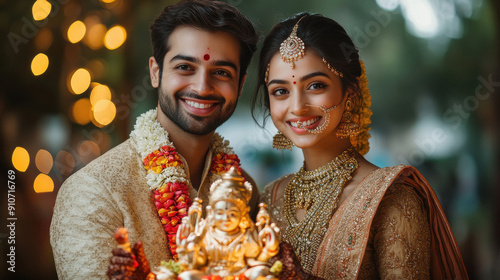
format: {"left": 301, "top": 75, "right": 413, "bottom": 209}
{"left": 131, "top": 109, "right": 243, "bottom": 260}
{"left": 351, "top": 60, "right": 372, "bottom": 156}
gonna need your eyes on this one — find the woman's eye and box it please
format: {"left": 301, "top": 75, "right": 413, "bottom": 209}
{"left": 308, "top": 82, "right": 326, "bottom": 90}
{"left": 271, "top": 88, "right": 288, "bottom": 96}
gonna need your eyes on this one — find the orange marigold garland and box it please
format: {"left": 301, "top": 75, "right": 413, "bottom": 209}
{"left": 144, "top": 147, "right": 243, "bottom": 260}
{"left": 131, "top": 109, "right": 244, "bottom": 261}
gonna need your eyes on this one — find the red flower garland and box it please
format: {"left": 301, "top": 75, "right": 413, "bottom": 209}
{"left": 144, "top": 145, "right": 243, "bottom": 260}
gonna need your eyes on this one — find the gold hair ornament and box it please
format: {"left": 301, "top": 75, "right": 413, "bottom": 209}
{"left": 322, "top": 58, "right": 344, "bottom": 78}
{"left": 280, "top": 16, "right": 306, "bottom": 69}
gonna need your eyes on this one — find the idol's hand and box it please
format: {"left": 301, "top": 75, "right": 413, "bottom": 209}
{"left": 257, "top": 223, "right": 280, "bottom": 262}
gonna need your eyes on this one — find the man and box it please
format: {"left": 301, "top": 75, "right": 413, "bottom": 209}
{"left": 50, "top": 1, "right": 258, "bottom": 278}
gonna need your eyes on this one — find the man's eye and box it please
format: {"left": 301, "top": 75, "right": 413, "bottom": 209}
{"left": 176, "top": 64, "right": 192, "bottom": 71}
{"left": 214, "top": 70, "right": 231, "bottom": 77}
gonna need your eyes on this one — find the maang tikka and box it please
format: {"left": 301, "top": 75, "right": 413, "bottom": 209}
{"left": 280, "top": 16, "right": 306, "bottom": 69}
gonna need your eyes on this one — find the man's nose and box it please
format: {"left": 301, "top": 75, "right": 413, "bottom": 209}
{"left": 192, "top": 71, "right": 215, "bottom": 95}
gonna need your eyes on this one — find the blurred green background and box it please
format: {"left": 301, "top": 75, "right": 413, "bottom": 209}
{"left": 1, "top": 0, "right": 498, "bottom": 279}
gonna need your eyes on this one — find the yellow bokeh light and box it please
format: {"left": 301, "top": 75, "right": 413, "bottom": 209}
{"left": 69, "top": 68, "right": 91, "bottom": 94}
{"left": 84, "top": 23, "right": 107, "bottom": 50}
{"left": 35, "top": 149, "right": 53, "bottom": 174}
{"left": 93, "top": 99, "right": 116, "bottom": 126}
{"left": 67, "top": 20, "right": 86, "bottom": 43}
{"left": 90, "top": 84, "right": 112, "bottom": 106}
{"left": 12, "top": 147, "right": 30, "bottom": 172}
{"left": 100, "top": 0, "right": 116, "bottom": 3}
{"left": 71, "top": 98, "right": 92, "bottom": 125}
{"left": 31, "top": 53, "right": 49, "bottom": 76}
{"left": 32, "top": 0, "right": 52, "bottom": 21}
{"left": 34, "top": 173, "right": 54, "bottom": 193}
{"left": 104, "top": 25, "right": 127, "bottom": 50}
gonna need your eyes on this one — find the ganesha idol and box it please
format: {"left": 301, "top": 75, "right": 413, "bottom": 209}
{"left": 112, "top": 167, "right": 281, "bottom": 280}
{"left": 169, "top": 167, "right": 280, "bottom": 280}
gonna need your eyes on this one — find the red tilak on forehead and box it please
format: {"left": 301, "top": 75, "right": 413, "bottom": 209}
{"left": 203, "top": 54, "right": 210, "bottom": 61}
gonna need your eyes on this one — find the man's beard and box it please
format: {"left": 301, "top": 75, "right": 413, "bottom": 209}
{"left": 158, "top": 88, "right": 237, "bottom": 135}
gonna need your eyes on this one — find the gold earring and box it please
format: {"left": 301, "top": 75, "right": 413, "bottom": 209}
{"left": 336, "top": 99, "right": 360, "bottom": 139}
{"left": 273, "top": 131, "right": 294, "bottom": 150}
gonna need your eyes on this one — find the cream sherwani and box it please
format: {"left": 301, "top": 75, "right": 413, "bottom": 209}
{"left": 50, "top": 138, "right": 258, "bottom": 279}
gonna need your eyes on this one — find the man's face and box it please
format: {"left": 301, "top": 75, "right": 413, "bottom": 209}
{"left": 150, "top": 26, "right": 244, "bottom": 135}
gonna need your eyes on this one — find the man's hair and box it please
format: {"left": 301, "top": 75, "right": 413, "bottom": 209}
{"left": 150, "top": 0, "right": 258, "bottom": 83}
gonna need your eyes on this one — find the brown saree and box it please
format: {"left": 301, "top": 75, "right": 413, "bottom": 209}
{"left": 261, "top": 165, "right": 468, "bottom": 279}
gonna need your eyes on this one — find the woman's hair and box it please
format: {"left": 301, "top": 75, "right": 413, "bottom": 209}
{"left": 251, "top": 13, "right": 371, "bottom": 154}
{"left": 251, "top": 12, "right": 362, "bottom": 124}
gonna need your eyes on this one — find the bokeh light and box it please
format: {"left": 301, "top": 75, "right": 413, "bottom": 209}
{"left": 69, "top": 68, "right": 91, "bottom": 94}
{"left": 93, "top": 99, "right": 116, "bottom": 126}
{"left": 100, "top": 0, "right": 116, "bottom": 3}
{"left": 55, "top": 151, "right": 75, "bottom": 176}
{"left": 12, "top": 147, "right": 30, "bottom": 172}
{"left": 32, "top": 0, "right": 52, "bottom": 21}
{"left": 83, "top": 20, "right": 107, "bottom": 50}
{"left": 71, "top": 98, "right": 92, "bottom": 125}
{"left": 31, "top": 53, "right": 49, "bottom": 76}
{"left": 35, "top": 149, "right": 53, "bottom": 174}
{"left": 90, "top": 84, "right": 112, "bottom": 106}
{"left": 34, "top": 173, "right": 54, "bottom": 193}
{"left": 67, "top": 20, "right": 86, "bottom": 43}
{"left": 104, "top": 25, "right": 127, "bottom": 50}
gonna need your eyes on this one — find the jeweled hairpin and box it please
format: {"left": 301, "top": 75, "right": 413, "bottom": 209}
{"left": 322, "top": 58, "right": 344, "bottom": 78}
{"left": 279, "top": 16, "right": 306, "bottom": 69}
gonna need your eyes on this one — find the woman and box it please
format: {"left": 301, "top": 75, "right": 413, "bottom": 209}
{"left": 253, "top": 13, "right": 468, "bottom": 279}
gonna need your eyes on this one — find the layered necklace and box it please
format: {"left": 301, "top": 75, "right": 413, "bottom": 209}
{"left": 283, "top": 147, "right": 358, "bottom": 273}
{"left": 130, "top": 109, "right": 243, "bottom": 260}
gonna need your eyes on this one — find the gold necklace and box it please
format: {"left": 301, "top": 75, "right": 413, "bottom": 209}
{"left": 283, "top": 147, "right": 358, "bottom": 273}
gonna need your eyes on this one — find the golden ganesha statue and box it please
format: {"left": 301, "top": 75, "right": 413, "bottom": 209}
{"left": 109, "top": 168, "right": 281, "bottom": 280}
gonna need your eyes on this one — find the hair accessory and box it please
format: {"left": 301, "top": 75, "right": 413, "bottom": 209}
{"left": 322, "top": 58, "right": 344, "bottom": 78}
{"left": 264, "top": 63, "right": 270, "bottom": 84}
{"left": 280, "top": 16, "right": 306, "bottom": 69}
{"left": 273, "top": 131, "right": 294, "bottom": 150}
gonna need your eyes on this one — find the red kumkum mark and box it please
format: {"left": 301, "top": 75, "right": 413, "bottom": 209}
{"left": 203, "top": 54, "right": 210, "bottom": 61}
{"left": 293, "top": 81, "right": 296, "bottom": 84}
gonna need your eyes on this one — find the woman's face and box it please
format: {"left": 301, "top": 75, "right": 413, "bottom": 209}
{"left": 266, "top": 49, "right": 345, "bottom": 149}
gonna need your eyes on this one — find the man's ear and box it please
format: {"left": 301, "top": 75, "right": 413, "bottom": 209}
{"left": 237, "top": 73, "right": 247, "bottom": 98}
{"left": 149, "top": 56, "right": 160, "bottom": 88}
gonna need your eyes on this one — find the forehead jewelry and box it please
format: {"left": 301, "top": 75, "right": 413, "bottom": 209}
{"left": 322, "top": 58, "right": 344, "bottom": 78}
{"left": 280, "top": 16, "right": 306, "bottom": 69}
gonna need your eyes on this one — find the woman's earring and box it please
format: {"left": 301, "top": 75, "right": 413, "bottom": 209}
{"left": 273, "top": 131, "right": 294, "bottom": 150}
{"left": 336, "top": 99, "right": 360, "bottom": 139}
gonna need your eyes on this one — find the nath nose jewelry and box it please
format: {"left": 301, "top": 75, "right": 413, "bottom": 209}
{"left": 296, "top": 104, "right": 337, "bottom": 134}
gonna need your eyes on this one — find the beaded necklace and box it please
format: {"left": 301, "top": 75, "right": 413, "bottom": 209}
{"left": 283, "top": 147, "right": 358, "bottom": 272}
